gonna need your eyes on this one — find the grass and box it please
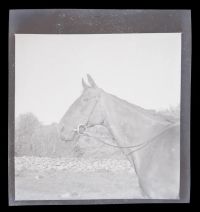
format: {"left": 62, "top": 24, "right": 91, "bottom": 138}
{"left": 15, "top": 156, "right": 143, "bottom": 200}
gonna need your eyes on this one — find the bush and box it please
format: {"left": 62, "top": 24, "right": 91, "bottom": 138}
{"left": 15, "top": 113, "right": 41, "bottom": 156}
{"left": 15, "top": 113, "right": 73, "bottom": 157}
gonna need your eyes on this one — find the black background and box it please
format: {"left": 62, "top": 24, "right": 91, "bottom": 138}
{"left": 1, "top": 1, "right": 197, "bottom": 211}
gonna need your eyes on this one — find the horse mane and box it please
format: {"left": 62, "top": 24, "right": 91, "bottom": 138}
{"left": 104, "top": 91, "right": 173, "bottom": 124}
{"left": 101, "top": 90, "right": 173, "bottom": 147}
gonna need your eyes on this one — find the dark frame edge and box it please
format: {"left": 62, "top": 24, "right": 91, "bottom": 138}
{"left": 8, "top": 9, "right": 191, "bottom": 205}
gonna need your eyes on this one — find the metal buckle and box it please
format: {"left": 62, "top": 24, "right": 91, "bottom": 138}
{"left": 74, "top": 124, "right": 87, "bottom": 135}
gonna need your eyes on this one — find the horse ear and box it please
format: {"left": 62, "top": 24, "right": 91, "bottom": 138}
{"left": 82, "top": 78, "right": 89, "bottom": 89}
{"left": 87, "top": 74, "right": 97, "bottom": 88}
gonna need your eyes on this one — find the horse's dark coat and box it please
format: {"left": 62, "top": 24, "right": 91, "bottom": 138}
{"left": 59, "top": 75, "right": 180, "bottom": 199}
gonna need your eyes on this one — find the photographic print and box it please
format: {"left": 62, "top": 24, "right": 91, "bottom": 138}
{"left": 14, "top": 33, "right": 181, "bottom": 200}
{"left": 9, "top": 9, "right": 191, "bottom": 205}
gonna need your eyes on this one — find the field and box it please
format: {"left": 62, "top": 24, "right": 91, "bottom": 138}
{"left": 15, "top": 156, "right": 143, "bottom": 200}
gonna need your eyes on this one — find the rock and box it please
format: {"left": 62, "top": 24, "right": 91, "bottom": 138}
{"left": 60, "top": 192, "right": 71, "bottom": 199}
{"left": 35, "top": 175, "right": 43, "bottom": 180}
{"left": 60, "top": 192, "right": 79, "bottom": 199}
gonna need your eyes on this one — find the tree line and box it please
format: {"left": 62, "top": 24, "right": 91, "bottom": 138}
{"left": 15, "top": 113, "right": 75, "bottom": 157}
{"left": 15, "top": 106, "right": 180, "bottom": 158}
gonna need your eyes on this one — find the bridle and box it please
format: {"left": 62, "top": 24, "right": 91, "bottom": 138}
{"left": 73, "top": 122, "right": 174, "bottom": 154}
{"left": 68, "top": 92, "right": 174, "bottom": 153}
{"left": 69, "top": 95, "right": 174, "bottom": 154}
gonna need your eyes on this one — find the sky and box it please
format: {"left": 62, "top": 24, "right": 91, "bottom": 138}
{"left": 15, "top": 33, "right": 181, "bottom": 125}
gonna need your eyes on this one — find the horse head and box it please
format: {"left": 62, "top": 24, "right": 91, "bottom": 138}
{"left": 59, "top": 74, "right": 105, "bottom": 142}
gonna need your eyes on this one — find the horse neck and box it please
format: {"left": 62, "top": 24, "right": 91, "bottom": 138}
{"left": 101, "top": 92, "right": 171, "bottom": 147}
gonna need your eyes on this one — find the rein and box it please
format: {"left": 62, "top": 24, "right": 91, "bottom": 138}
{"left": 69, "top": 94, "right": 174, "bottom": 153}
{"left": 73, "top": 122, "right": 174, "bottom": 153}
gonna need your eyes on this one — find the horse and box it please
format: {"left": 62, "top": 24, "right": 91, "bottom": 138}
{"left": 58, "top": 74, "right": 180, "bottom": 199}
